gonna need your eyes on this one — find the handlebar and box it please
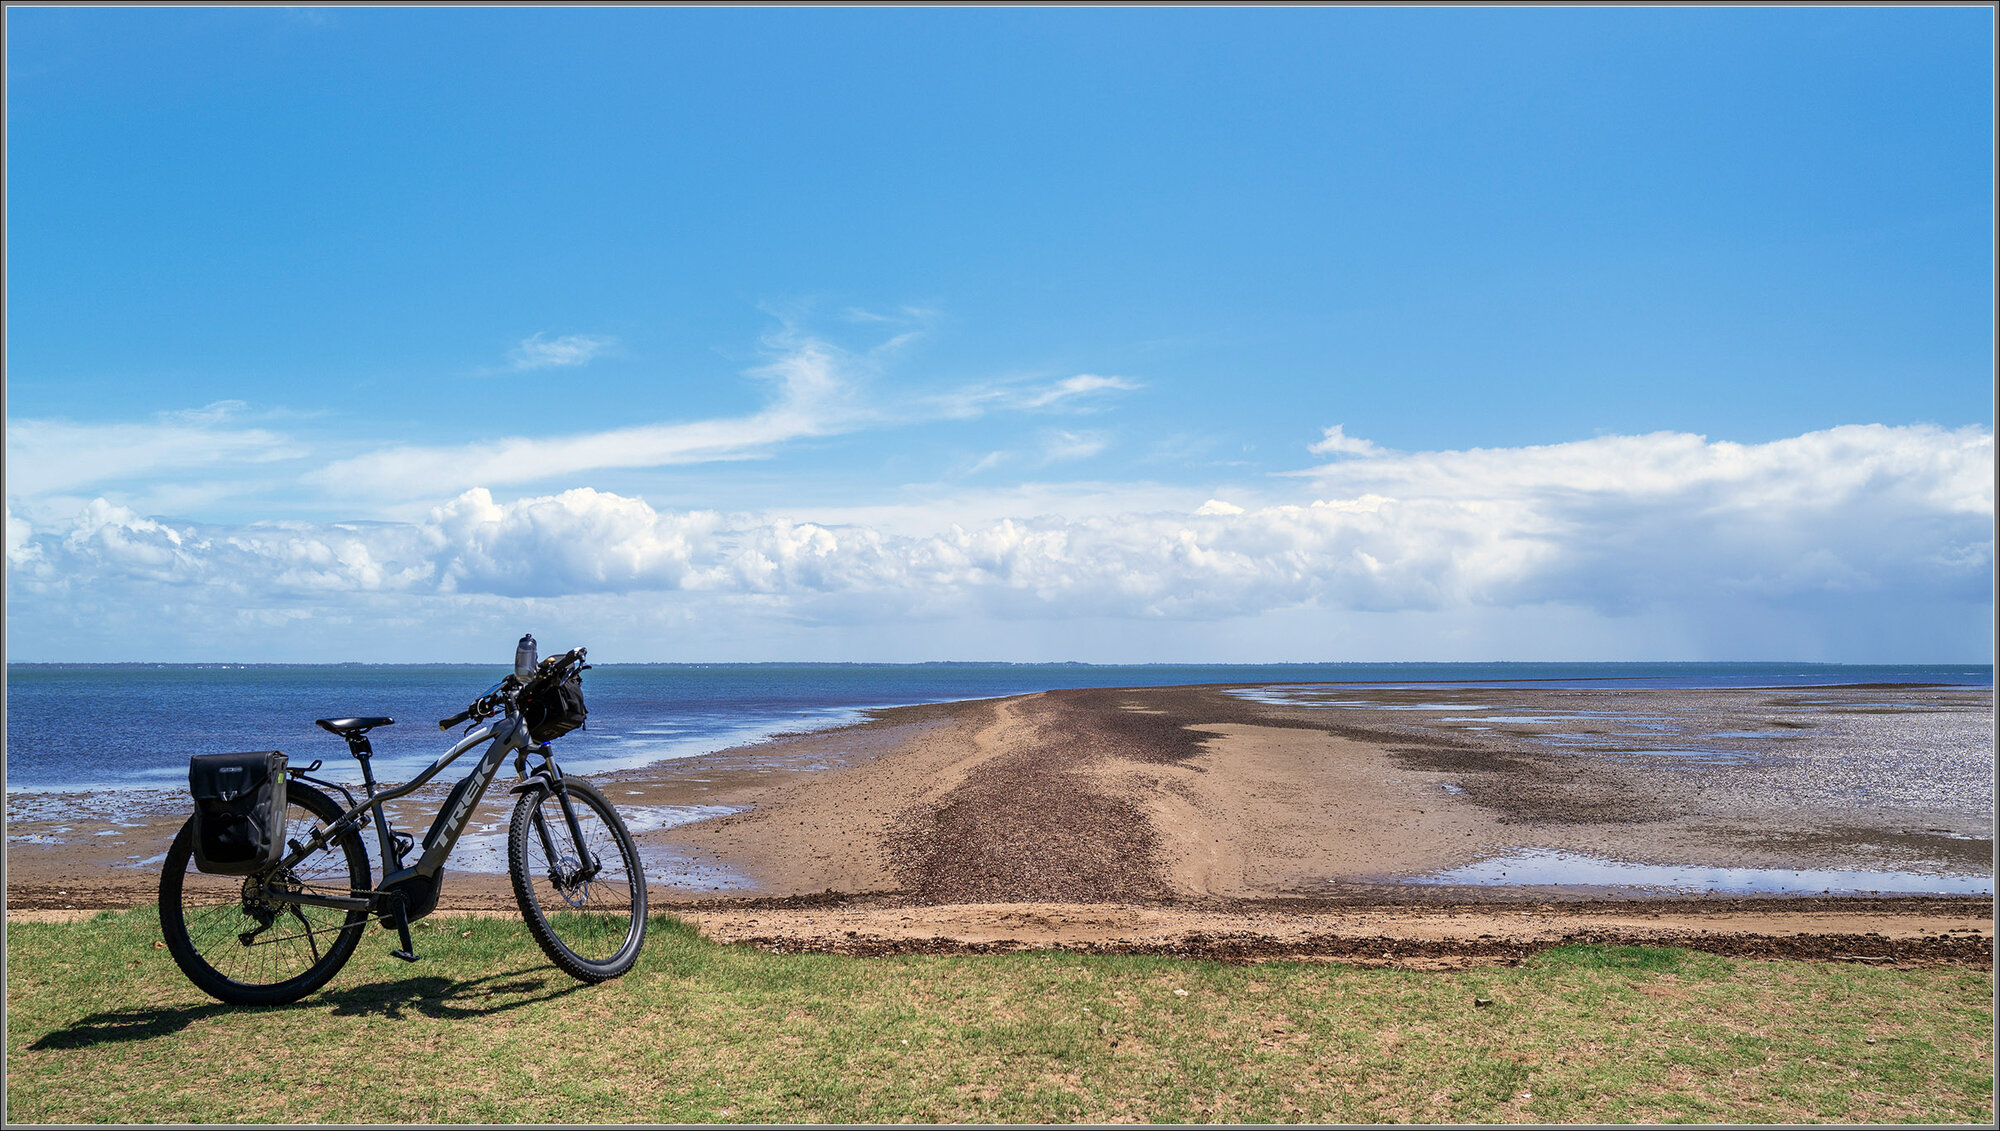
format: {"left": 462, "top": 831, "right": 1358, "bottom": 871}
{"left": 438, "top": 646, "right": 587, "bottom": 731}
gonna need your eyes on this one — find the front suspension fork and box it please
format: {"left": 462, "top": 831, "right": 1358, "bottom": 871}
{"left": 517, "top": 751, "right": 599, "bottom": 886}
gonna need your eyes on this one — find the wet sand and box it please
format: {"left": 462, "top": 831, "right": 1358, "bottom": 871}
{"left": 6, "top": 683, "right": 1992, "bottom": 966}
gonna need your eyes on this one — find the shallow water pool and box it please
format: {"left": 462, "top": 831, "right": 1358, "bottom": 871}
{"left": 1399, "top": 848, "right": 1993, "bottom": 896}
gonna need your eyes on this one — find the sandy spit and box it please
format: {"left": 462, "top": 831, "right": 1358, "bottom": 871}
{"left": 8, "top": 684, "right": 1992, "bottom": 966}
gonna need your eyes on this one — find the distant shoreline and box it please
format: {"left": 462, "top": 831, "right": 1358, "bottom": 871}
{"left": 7, "top": 659, "right": 1993, "bottom": 680}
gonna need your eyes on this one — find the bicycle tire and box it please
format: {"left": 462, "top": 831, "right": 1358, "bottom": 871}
{"left": 507, "top": 778, "right": 647, "bottom": 982}
{"left": 159, "top": 781, "right": 371, "bottom": 1006}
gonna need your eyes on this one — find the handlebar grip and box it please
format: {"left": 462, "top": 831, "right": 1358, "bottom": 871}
{"left": 523, "top": 648, "right": 586, "bottom": 690}
{"left": 439, "top": 708, "right": 473, "bottom": 731}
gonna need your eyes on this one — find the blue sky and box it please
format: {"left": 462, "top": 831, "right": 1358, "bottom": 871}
{"left": 6, "top": 6, "right": 1993, "bottom": 663}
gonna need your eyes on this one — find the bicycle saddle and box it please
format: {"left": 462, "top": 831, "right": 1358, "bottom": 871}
{"left": 316, "top": 716, "right": 395, "bottom": 735}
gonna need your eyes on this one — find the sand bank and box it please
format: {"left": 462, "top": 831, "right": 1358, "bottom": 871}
{"left": 7, "top": 682, "right": 1991, "bottom": 963}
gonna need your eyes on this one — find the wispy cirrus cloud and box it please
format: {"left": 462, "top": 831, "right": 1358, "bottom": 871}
{"left": 8, "top": 320, "right": 1143, "bottom": 514}
{"left": 4, "top": 401, "right": 308, "bottom": 499}
{"left": 316, "top": 331, "right": 869, "bottom": 496}
{"left": 1018, "top": 374, "right": 1141, "bottom": 409}
{"left": 1040, "top": 429, "right": 1109, "bottom": 464}
{"left": 962, "top": 428, "right": 1113, "bottom": 475}
{"left": 310, "top": 324, "right": 1139, "bottom": 500}
{"left": 932, "top": 373, "right": 1142, "bottom": 419}
{"left": 506, "top": 332, "right": 617, "bottom": 370}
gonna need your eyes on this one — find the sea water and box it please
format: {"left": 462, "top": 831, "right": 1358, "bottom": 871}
{"left": 5, "top": 661, "right": 1989, "bottom": 794}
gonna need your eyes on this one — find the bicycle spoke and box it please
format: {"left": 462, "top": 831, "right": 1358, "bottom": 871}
{"left": 161, "top": 784, "right": 372, "bottom": 1005}
{"left": 510, "top": 779, "right": 646, "bottom": 981}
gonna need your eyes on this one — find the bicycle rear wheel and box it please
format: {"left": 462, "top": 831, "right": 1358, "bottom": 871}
{"left": 159, "top": 781, "right": 371, "bottom": 1006}
{"left": 508, "top": 778, "right": 647, "bottom": 982}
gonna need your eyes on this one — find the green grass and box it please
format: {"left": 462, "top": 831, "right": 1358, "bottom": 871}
{"left": 5, "top": 909, "right": 1992, "bottom": 1125}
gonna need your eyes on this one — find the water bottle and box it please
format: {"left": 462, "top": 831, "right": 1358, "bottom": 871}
{"left": 514, "top": 634, "right": 539, "bottom": 681}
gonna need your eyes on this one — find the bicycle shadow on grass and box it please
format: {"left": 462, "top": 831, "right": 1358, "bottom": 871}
{"left": 321, "top": 965, "right": 586, "bottom": 1020}
{"left": 28, "top": 966, "right": 584, "bottom": 1050}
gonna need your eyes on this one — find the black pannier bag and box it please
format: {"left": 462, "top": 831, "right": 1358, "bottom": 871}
{"left": 521, "top": 670, "right": 587, "bottom": 742}
{"left": 187, "top": 751, "right": 288, "bottom": 875}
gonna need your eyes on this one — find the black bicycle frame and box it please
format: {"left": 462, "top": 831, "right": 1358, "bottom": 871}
{"left": 261, "top": 716, "right": 538, "bottom": 913}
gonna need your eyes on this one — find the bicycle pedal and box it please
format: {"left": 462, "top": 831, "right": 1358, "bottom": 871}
{"left": 389, "top": 948, "right": 421, "bottom": 963}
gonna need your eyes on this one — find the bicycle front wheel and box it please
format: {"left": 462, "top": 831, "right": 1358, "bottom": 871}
{"left": 508, "top": 778, "right": 647, "bottom": 982}
{"left": 158, "top": 781, "right": 371, "bottom": 1006}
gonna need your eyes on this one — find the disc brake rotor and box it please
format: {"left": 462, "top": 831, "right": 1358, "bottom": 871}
{"left": 551, "top": 853, "right": 591, "bottom": 906}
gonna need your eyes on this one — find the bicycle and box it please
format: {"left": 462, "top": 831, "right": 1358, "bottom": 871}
{"left": 157, "top": 643, "right": 648, "bottom": 1005}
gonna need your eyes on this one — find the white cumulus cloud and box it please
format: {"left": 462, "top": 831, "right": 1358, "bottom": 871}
{"left": 1308, "top": 424, "right": 1384, "bottom": 458}
{"left": 13, "top": 424, "right": 1988, "bottom": 648}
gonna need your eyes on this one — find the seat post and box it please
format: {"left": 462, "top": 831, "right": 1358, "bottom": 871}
{"left": 354, "top": 741, "right": 378, "bottom": 791}
{"left": 346, "top": 738, "right": 401, "bottom": 869}
{"left": 312, "top": 718, "right": 398, "bottom": 863}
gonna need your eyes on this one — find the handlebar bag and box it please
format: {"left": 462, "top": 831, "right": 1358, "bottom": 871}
{"left": 187, "top": 751, "right": 288, "bottom": 875}
{"left": 522, "top": 670, "right": 587, "bottom": 742}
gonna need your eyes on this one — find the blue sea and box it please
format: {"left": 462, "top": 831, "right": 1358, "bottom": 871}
{"left": 3, "top": 661, "right": 1990, "bottom": 794}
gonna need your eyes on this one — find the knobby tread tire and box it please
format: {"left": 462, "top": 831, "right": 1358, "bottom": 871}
{"left": 507, "top": 778, "right": 648, "bottom": 983}
{"left": 158, "top": 782, "right": 371, "bottom": 1006}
